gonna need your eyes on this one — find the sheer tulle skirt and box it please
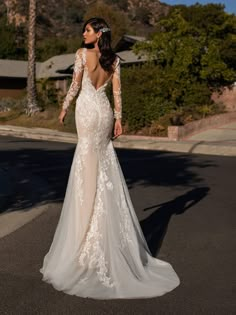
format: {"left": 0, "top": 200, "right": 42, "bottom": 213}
{"left": 39, "top": 91, "right": 180, "bottom": 299}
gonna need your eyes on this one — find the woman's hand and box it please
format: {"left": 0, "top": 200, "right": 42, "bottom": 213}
{"left": 58, "top": 109, "right": 67, "bottom": 125}
{"left": 113, "top": 119, "right": 122, "bottom": 139}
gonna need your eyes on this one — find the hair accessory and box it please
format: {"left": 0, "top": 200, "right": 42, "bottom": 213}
{"left": 99, "top": 27, "right": 110, "bottom": 33}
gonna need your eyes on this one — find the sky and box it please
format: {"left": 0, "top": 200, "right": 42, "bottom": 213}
{"left": 162, "top": 0, "right": 236, "bottom": 14}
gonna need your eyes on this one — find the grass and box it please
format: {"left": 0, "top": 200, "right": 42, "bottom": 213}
{"left": 0, "top": 107, "right": 77, "bottom": 134}
{"left": 0, "top": 98, "right": 226, "bottom": 137}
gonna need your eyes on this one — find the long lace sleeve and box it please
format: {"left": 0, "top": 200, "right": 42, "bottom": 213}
{"left": 62, "top": 49, "right": 85, "bottom": 111}
{"left": 112, "top": 58, "right": 122, "bottom": 120}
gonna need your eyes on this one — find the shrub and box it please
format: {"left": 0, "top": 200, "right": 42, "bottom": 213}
{"left": 0, "top": 97, "right": 26, "bottom": 112}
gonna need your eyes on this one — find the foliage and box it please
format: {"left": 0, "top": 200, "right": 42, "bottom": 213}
{"left": 37, "top": 79, "right": 64, "bottom": 109}
{"left": 61, "top": 0, "right": 86, "bottom": 24}
{"left": 125, "top": 4, "right": 236, "bottom": 132}
{"left": 36, "top": 36, "right": 82, "bottom": 61}
{"left": 83, "top": 2, "right": 128, "bottom": 47}
{"left": 0, "top": 97, "right": 26, "bottom": 112}
{"left": 1, "top": 2, "right": 235, "bottom": 135}
{"left": 105, "top": 0, "right": 129, "bottom": 11}
{"left": 36, "top": 1, "right": 127, "bottom": 60}
{"left": 220, "top": 36, "right": 236, "bottom": 70}
{"left": 0, "top": 97, "right": 27, "bottom": 123}
{"left": 121, "top": 64, "right": 174, "bottom": 131}
{"left": 135, "top": 7, "right": 151, "bottom": 25}
{"left": 0, "top": 16, "right": 26, "bottom": 59}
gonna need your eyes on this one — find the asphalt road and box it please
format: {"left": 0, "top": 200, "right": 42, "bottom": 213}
{"left": 0, "top": 136, "right": 235, "bottom": 314}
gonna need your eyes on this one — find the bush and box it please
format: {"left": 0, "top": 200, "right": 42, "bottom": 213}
{"left": 0, "top": 16, "right": 26, "bottom": 59}
{"left": 0, "top": 97, "right": 26, "bottom": 112}
{"left": 37, "top": 79, "right": 64, "bottom": 109}
{"left": 127, "top": 5, "right": 235, "bottom": 134}
{"left": 120, "top": 58, "right": 226, "bottom": 134}
{"left": 121, "top": 63, "right": 174, "bottom": 132}
{"left": 36, "top": 36, "right": 83, "bottom": 61}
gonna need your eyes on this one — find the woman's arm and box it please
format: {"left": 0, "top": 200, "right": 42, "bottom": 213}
{"left": 59, "top": 48, "right": 84, "bottom": 124}
{"left": 112, "top": 58, "right": 122, "bottom": 120}
{"left": 112, "top": 58, "right": 122, "bottom": 138}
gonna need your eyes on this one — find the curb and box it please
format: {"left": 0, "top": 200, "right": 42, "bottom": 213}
{"left": 0, "top": 125, "right": 77, "bottom": 144}
{"left": 168, "top": 112, "right": 236, "bottom": 140}
{"left": 114, "top": 138, "right": 236, "bottom": 156}
{"left": 0, "top": 124, "right": 236, "bottom": 156}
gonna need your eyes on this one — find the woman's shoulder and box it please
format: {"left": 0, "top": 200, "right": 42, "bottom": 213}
{"left": 75, "top": 47, "right": 87, "bottom": 56}
{"left": 74, "top": 48, "right": 87, "bottom": 65}
{"left": 86, "top": 49, "right": 101, "bottom": 59}
{"left": 85, "top": 49, "right": 102, "bottom": 66}
{"left": 113, "top": 55, "right": 120, "bottom": 69}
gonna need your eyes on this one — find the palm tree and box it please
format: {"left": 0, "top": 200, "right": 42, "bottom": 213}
{"left": 26, "top": 0, "right": 40, "bottom": 115}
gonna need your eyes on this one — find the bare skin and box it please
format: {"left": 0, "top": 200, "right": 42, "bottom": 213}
{"left": 58, "top": 23, "right": 122, "bottom": 139}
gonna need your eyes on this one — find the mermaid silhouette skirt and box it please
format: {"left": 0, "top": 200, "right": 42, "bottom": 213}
{"left": 39, "top": 72, "right": 180, "bottom": 299}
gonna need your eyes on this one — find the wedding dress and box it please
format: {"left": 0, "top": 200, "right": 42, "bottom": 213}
{"left": 39, "top": 48, "right": 180, "bottom": 299}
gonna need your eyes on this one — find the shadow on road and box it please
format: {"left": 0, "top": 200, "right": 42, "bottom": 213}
{"left": 140, "top": 187, "right": 210, "bottom": 256}
{"left": 0, "top": 140, "right": 75, "bottom": 213}
{"left": 118, "top": 149, "right": 216, "bottom": 189}
{"left": 0, "top": 138, "right": 216, "bottom": 215}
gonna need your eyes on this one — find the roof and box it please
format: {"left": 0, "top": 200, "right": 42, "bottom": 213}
{"left": 0, "top": 60, "right": 41, "bottom": 78}
{"left": 0, "top": 55, "right": 74, "bottom": 80}
{"left": 122, "top": 35, "right": 146, "bottom": 43}
{"left": 37, "top": 54, "right": 75, "bottom": 79}
{"left": 0, "top": 43, "right": 148, "bottom": 80}
{"left": 115, "top": 34, "right": 146, "bottom": 52}
{"left": 117, "top": 50, "right": 147, "bottom": 64}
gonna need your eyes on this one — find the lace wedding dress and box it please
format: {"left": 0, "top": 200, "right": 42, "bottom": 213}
{"left": 39, "top": 48, "right": 180, "bottom": 299}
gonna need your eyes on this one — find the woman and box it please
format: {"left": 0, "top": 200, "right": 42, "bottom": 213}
{"left": 40, "top": 17, "right": 180, "bottom": 299}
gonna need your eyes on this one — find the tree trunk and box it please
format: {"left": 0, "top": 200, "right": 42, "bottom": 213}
{"left": 26, "top": 0, "right": 40, "bottom": 115}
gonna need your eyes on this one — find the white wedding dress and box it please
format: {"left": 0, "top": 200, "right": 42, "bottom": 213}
{"left": 39, "top": 48, "right": 180, "bottom": 299}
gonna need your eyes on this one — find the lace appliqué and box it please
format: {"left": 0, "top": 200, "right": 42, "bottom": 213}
{"left": 100, "top": 144, "right": 115, "bottom": 192}
{"left": 78, "top": 147, "right": 115, "bottom": 288}
{"left": 62, "top": 49, "right": 85, "bottom": 111}
{"left": 74, "top": 137, "right": 90, "bottom": 205}
{"left": 111, "top": 149, "right": 133, "bottom": 250}
{"left": 119, "top": 198, "right": 133, "bottom": 250}
{"left": 113, "top": 59, "right": 122, "bottom": 120}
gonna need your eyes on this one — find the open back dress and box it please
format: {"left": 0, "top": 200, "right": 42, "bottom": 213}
{"left": 39, "top": 48, "right": 180, "bottom": 299}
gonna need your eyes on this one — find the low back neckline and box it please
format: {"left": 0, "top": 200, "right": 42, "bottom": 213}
{"left": 83, "top": 48, "right": 113, "bottom": 92}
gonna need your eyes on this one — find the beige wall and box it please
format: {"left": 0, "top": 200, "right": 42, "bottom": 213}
{"left": 212, "top": 85, "right": 236, "bottom": 112}
{"left": 55, "top": 78, "right": 68, "bottom": 94}
{"left": 0, "top": 89, "right": 26, "bottom": 98}
{"left": 0, "top": 77, "right": 26, "bottom": 99}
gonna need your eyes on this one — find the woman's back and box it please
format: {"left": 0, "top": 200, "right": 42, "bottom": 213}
{"left": 85, "top": 49, "right": 113, "bottom": 91}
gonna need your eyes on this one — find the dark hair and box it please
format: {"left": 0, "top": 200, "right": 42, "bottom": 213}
{"left": 82, "top": 17, "right": 117, "bottom": 73}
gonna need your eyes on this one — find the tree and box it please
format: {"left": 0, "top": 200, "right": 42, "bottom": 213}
{"left": 171, "top": 3, "right": 236, "bottom": 70}
{"left": 26, "top": 0, "right": 40, "bottom": 115}
{"left": 83, "top": 2, "right": 127, "bottom": 47}
{"left": 113, "top": 5, "right": 236, "bottom": 132}
{"left": 134, "top": 7, "right": 236, "bottom": 108}
{"left": 0, "top": 16, "right": 17, "bottom": 58}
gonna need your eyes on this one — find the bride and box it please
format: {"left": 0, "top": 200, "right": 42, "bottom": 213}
{"left": 40, "top": 17, "right": 180, "bottom": 299}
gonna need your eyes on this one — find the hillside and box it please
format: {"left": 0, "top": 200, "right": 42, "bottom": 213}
{"left": 2, "top": 0, "right": 170, "bottom": 39}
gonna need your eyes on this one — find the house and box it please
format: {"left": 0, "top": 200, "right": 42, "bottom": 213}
{"left": 0, "top": 57, "right": 72, "bottom": 98}
{"left": 0, "top": 34, "right": 147, "bottom": 99}
{"left": 37, "top": 54, "right": 75, "bottom": 94}
{"left": 115, "top": 35, "right": 147, "bottom": 65}
{"left": 115, "top": 35, "right": 146, "bottom": 52}
{"left": 0, "top": 60, "right": 40, "bottom": 98}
